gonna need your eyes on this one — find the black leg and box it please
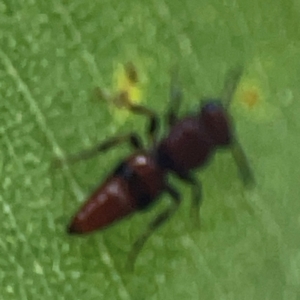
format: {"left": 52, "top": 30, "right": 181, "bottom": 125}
{"left": 95, "top": 63, "right": 159, "bottom": 146}
{"left": 127, "top": 184, "right": 181, "bottom": 270}
{"left": 167, "top": 66, "right": 182, "bottom": 127}
{"left": 230, "top": 138, "right": 255, "bottom": 187}
{"left": 177, "top": 172, "right": 202, "bottom": 228}
{"left": 126, "top": 103, "right": 159, "bottom": 146}
{"left": 54, "top": 133, "right": 142, "bottom": 167}
{"left": 96, "top": 87, "right": 159, "bottom": 146}
{"left": 189, "top": 177, "right": 202, "bottom": 228}
{"left": 219, "top": 67, "right": 254, "bottom": 185}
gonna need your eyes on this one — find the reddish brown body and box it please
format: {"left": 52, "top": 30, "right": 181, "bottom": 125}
{"left": 68, "top": 102, "right": 233, "bottom": 234}
{"left": 68, "top": 153, "right": 166, "bottom": 234}
{"left": 64, "top": 66, "right": 252, "bottom": 267}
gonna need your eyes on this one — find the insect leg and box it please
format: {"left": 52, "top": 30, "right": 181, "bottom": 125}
{"left": 126, "top": 103, "right": 159, "bottom": 146}
{"left": 167, "top": 66, "right": 182, "bottom": 127}
{"left": 177, "top": 172, "right": 202, "bottom": 227}
{"left": 230, "top": 138, "right": 255, "bottom": 187}
{"left": 96, "top": 63, "right": 159, "bottom": 146}
{"left": 96, "top": 89, "right": 159, "bottom": 146}
{"left": 220, "top": 67, "right": 254, "bottom": 185}
{"left": 127, "top": 184, "right": 181, "bottom": 270}
{"left": 54, "top": 133, "right": 142, "bottom": 167}
{"left": 122, "top": 62, "right": 159, "bottom": 145}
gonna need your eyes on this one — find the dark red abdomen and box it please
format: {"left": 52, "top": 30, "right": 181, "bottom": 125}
{"left": 68, "top": 153, "right": 166, "bottom": 234}
{"left": 68, "top": 176, "right": 137, "bottom": 233}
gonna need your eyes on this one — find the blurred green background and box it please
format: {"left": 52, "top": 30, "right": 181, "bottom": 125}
{"left": 1, "top": 0, "right": 300, "bottom": 299}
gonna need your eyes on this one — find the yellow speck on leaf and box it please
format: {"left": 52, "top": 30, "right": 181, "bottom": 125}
{"left": 235, "top": 80, "right": 263, "bottom": 111}
{"left": 241, "top": 86, "right": 260, "bottom": 109}
{"left": 95, "top": 61, "right": 145, "bottom": 124}
{"left": 113, "top": 62, "right": 142, "bottom": 106}
{"left": 234, "top": 77, "right": 280, "bottom": 122}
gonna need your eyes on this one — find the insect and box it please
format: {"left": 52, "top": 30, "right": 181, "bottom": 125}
{"left": 57, "top": 63, "right": 254, "bottom": 268}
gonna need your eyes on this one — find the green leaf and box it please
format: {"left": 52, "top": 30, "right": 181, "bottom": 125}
{"left": 1, "top": 0, "right": 300, "bottom": 299}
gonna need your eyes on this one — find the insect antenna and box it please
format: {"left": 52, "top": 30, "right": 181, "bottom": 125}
{"left": 221, "top": 66, "right": 244, "bottom": 109}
